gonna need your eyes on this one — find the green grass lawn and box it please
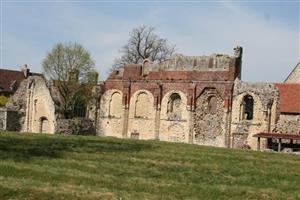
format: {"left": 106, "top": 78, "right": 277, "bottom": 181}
{"left": 0, "top": 132, "right": 300, "bottom": 200}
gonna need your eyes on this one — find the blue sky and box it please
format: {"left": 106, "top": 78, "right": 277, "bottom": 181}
{"left": 1, "top": 0, "right": 299, "bottom": 82}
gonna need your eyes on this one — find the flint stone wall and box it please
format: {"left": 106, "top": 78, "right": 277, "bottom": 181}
{"left": 0, "top": 108, "right": 22, "bottom": 131}
{"left": 231, "top": 80, "right": 279, "bottom": 149}
{"left": 273, "top": 114, "right": 300, "bottom": 134}
{"left": 0, "top": 108, "right": 6, "bottom": 130}
{"left": 56, "top": 118, "right": 96, "bottom": 135}
{"left": 194, "top": 88, "right": 226, "bottom": 147}
{"left": 150, "top": 54, "right": 232, "bottom": 72}
{"left": 5, "top": 76, "right": 57, "bottom": 133}
{"left": 6, "top": 78, "right": 30, "bottom": 131}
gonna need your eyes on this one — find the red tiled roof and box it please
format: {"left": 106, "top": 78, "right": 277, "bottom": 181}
{"left": 0, "top": 68, "right": 42, "bottom": 93}
{"left": 0, "top": 69, "right": 25, "bottom": 93}
{"left": 275, "top": 83, "right": 300, "bottom": 114}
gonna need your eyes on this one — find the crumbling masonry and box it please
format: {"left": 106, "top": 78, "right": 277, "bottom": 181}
{"left": 2, "top": 47, "right": 300, "bottom": 150}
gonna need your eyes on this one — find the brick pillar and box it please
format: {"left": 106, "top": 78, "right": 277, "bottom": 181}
{"left": 224, "top": 95, "right": 232, "bottom": 148}
{"left": 154, "top": 84, "right": 162, "bottom": 140}
{"left": 154, "top": 108, "right": 161, "bottom": 140}
{"left": 122, "top": 107, "right": 129, "bottom": 138}
{"left": 188, "top": 85, "right": 196, "bottom": 144}
{"left": 122, "top": 82, "right": 131, "bottom": 138}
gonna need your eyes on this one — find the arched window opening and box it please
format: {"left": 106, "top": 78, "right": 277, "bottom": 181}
{"left": 135, "top": 92, "right": 149, "bottom": 118}
{"left": 207, "top": 96, "right": 217, "bottom": 114}
{"left": 243, "top": 95, "right": 254, "bottom": 120}
{"left": 109, "top": 92, "right": 122, "bottom": 118}
{"left": 39, "top": 117, "right": 48, "bottom": 133}
{"left": 167, "top": 93, "right": 182, "bottom": 120}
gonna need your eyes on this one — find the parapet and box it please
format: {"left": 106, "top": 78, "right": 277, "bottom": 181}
{"left": 107, "top": 46, "right": 243, "bottom": 81}
{"left": 150, "top": 53, "right": 233, "bottom": 72}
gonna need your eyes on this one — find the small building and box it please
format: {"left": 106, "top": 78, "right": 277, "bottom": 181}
{"left": 0, "top": 66, "right": 57, "bottom": 133}
{"left": 0, "top": 65, "right": 40, "bottom": 96}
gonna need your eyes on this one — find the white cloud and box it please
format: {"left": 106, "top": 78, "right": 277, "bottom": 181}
{"left": 2, "top": 2, "right": 299, "bottom": 82}
{"left": 148, "top": 3, "right": 299, "bottom": 82}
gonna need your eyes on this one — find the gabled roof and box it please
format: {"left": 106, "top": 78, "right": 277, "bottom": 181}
{"left": 0, "top": 69, "right": 26, "bottom": 93}
{"left": 275, "top": 83, "right": 300, "bottom": 114}
{"left": 285, "top": 62, "right": 300, "bottom": 83}
{"left": 0, "top": 68, "right": 41, "bottom": 94}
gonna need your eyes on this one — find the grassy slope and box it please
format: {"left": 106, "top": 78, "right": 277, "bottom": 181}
{"left": 0, "top": 132, "right": 300, "bottom": 200}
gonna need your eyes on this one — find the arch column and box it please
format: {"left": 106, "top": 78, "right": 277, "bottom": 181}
{"left": 122, "top": 83, "right": 131, "bottom": 138}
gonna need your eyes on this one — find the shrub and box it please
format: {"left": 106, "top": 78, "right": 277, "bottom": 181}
{"left": 0, "top": 96, "right": 9, "bottom": 107}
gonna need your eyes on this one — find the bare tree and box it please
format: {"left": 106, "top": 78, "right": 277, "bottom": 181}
{"left": 42, "top": 42, "right": 97, "bottom": 118}
{"left": 113, "top": 25, "right": 176, "bottom": 69}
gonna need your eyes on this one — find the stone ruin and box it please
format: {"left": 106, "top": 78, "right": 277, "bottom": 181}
{"left": 1, "top": 46, "right": 300, "bottom": 151}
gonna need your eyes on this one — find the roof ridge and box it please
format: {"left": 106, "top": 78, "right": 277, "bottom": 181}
{"left": 284, "top": 61, "right": 300, "bottom": 82}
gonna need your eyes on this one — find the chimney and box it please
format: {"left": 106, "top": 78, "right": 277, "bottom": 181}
{"left": 21, "top": 64, "right": 30, "bottom": 78}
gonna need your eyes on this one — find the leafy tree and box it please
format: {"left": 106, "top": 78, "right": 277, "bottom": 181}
{"left": 0, "top": 96, "right": 9, "bottom": 107}
{"left": 42, "top": 42, "right": 97, "bottom": 118}
{"left": 113, "top": 25, "right": 176, "bottom": 69}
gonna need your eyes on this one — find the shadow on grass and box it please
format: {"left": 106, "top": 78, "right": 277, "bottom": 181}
{"left": 0, "top": 133, "right": 155, "bottom": 161}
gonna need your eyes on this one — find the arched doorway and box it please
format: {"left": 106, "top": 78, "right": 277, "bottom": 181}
{"left": 39, "top": 117, "right": 48, "bottom": 133}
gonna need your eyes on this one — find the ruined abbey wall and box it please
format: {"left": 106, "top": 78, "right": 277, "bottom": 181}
{"left": 0, "top": 108, "right": 6, "bottom": 130}
{"left": 24, "top": 76, "right": 56, "bottom": 133}
{"left": 6, "top": 76, "right": 56, "bottom": 134}
{"left": 94, "top": 47, "right": 299, "bottom": 150}
{"left": 4, "top": 46, "right": 299, "bottom": 151}
{"left": 273, "top": 114, "right": 300, "bottom": 134}
{"left": 98, "top": 89, "right": 124, "bottom": 138}
{"left": 230, "top": 81, "right": 279, "bottom": 149}
{"left": 159, "top": 90, "right": 190, "bottom": 143}
{"left": 127, "top": 89, "right": 156, "bottom": 140}
{"left": 95, "top": 48, "right": 243, "bottom": 147}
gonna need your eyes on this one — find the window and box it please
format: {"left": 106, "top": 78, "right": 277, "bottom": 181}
{"left": 39, "top": 117, "right": 48, "bottom": 133}
{"left": 167, "top": 93, "right": 182, "bottom": 120}
{"left": 131, "top": 130, "right": 139, "bottom": 139}
{"left": 207, "top": 96, "right": 217, "bottom": 114}
{"left": 109, "top": 92, "right": 122, "bottom": 118}
{"left": 135, "top": 92, "right": 149, "bottom": 118}
{"left": 243, "top": 95, "right": 254, "bottom": 120}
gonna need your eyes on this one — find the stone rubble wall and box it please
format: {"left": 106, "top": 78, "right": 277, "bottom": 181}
{"left": 6, "top": 76, "right": 56, "bottom": 133}
{"left": 6, "top": 78, "right": 30, "bottom": 132}
{"left": 273, "top": 114, "right": 300, "bottom": 134}
{"left": 6, "top": 110, "right": 21, "bottom": 131}
{"left": 21, "top": 77, "right": 55, "bottom": 133}
{"left": 97, "top": 87, "right": 229, "bottom": 147}
{"left": 230, "top": 80, "right": 279, "bottom": 149}
{"left": 0, "top": 108, "right": 6, "bottom": 130}
{"left": 193, "top": 88, "right": 226, "bottom": 147}
{"left": 56, "top": 118, "right": 96, "bottom": 135}
{"left": 150, "top": 54, "right": 232, "bottom": 72}
{"left": 0, "top": 108, "right": 21, "bottom": 131}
